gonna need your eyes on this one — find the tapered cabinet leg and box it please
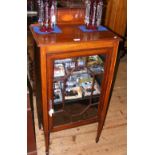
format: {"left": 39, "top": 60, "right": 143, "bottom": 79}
{"left": 96, "top": 119, "right": 105, "bottom": 143}
{"left": 44, "top": 132, "right": 50, "bottom": 155}
{"left": 96, "top": 106, "right": 108, "bottom": 143}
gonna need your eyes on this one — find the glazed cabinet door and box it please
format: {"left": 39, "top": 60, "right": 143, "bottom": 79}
{"left": 46, "top": 48, "right": 112, "bottom": 131}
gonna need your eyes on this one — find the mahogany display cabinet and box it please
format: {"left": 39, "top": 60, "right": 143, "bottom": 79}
{"left": 30, "top": 23, "right": 121, "bottom": 155}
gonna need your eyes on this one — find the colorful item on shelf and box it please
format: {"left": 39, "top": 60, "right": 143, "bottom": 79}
{"left": 52, "top": 56, "right": 104, "bottom": 102}
{"left": 54, "top": 63, "right": 65, "bottom": 77}
{"left": 84, "top": 0, "right": 104, "bottom": 30}
{"left": 87, "top": 55, "right": 103, "bottom": 66}
{"left": 79, "top": 77, "right": 100, "bottom": 96}
{"left": 87, "top": 55, "right": 104, "bottom": 73}
{"left": 65, "top": 87, "right": 82, "bottom": 100}
{"left": 54, "top": 89, "right": 62, "bottom": 103}
{"left": 37, "top": 0, "right": 57, "bottom": 32}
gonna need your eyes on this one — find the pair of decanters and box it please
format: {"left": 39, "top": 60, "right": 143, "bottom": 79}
{"left": 37, "top": 0, "right": 103, "bottom": 32}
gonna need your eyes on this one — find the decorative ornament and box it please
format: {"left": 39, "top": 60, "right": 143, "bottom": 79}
{"left": 37, "top": 0, "right": 57, "bottom": 32}
{"left": 84, "top": 0, "right": 103, "bottom": 30}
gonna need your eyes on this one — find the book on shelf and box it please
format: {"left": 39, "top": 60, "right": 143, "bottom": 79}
{"left": 66, "top": 73, "right": 90, "bottom": 87}
{"left": 89, "top": 64, "right": 104, "bottom": 73}
{"left": 77, "top": 57, "right": 86, "bottom": 67}
{"left": 79, "top": 77, "right": 100, "bottom": 96}
{"left": 54, "top": 58, "right": 73, "bottom": 64}
{"left": 54, "top": 89, "right": 62, "bottom": 103}
{"left": 72, "top": 67, "right": 88, "bottom": 75}
{"left": 87, "top": 55, "right": 104, "bottom": 74}
{"left": 87, "top": 55, "right": 103, "bottom": 66}
{"left": 65, "top": 61, "right": 76, "bottom": 70}
{"left": 65, "top": 87, "right": 82, "bottom": 100}
{"left": 83, "top": 82, "right": 100, "bottom": 96}
{"left": 54, "top": 81, "right": 64, "bottom": 89}
{"left": 54, "top": 63, "right": 65, "bottom": 77}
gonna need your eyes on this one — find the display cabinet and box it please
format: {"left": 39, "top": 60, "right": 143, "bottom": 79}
{"left": 30, "top": 23, "right": 120, "bottom": 154}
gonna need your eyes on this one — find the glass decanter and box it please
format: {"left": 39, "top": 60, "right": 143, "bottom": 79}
{"left": 84, "top": 0, "right": 103, "bottom": 30}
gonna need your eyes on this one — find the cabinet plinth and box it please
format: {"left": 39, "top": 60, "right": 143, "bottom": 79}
{"left": 30, "top": 24, "right": 121, "bottom": 155}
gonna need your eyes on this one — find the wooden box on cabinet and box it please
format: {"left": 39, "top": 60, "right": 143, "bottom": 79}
{"left": 30, "top": 23, "right": 121, "bottom": 155}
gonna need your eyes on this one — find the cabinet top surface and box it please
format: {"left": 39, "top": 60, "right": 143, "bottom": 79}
{"left": 30, "top": 24, "right": 120, "bottom": 47}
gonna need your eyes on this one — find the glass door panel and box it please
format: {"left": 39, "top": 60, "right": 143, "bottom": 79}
{"left": 51, "top": 54, "right": 106, "bottom": 126}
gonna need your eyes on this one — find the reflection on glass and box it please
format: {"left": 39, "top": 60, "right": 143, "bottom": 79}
{"left": 57, "top": 0, "right": 84, "bottom": 8}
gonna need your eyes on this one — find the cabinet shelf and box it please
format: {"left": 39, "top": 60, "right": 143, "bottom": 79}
{"left": 53, "top": 93, "right": 100, "bottom": 105}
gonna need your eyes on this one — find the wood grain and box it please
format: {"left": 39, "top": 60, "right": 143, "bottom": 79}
{"left": 29, "top": 24, "right": 121, "bottom": 47}
{"left": 57, "top": 8, "right": 85, "bottom": 25}
{"left": 104, "top": 0, "right": 127, "bottom": 37}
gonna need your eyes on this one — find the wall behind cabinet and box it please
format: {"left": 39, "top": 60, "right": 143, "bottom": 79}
{"left": 104, "top": 0, "right": 127, "bottom": 37}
